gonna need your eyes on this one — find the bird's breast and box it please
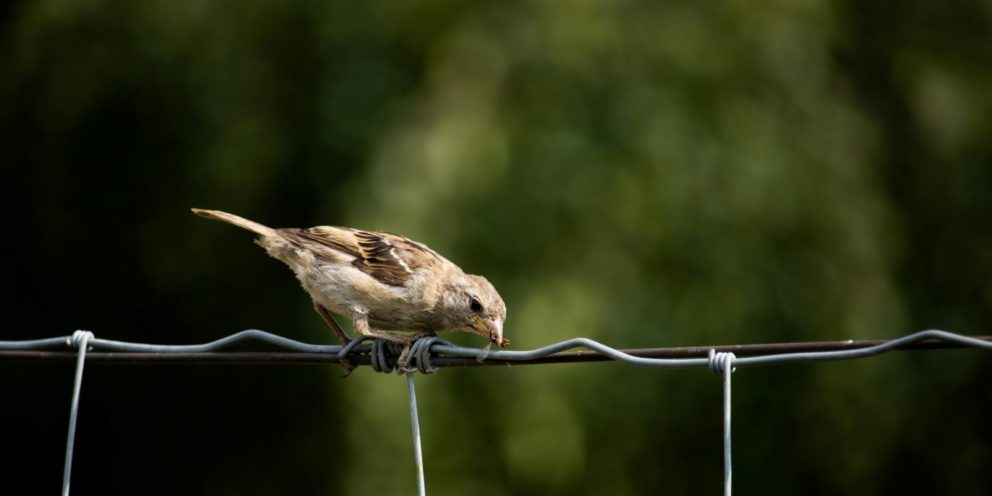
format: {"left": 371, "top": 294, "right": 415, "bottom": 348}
{"left": 299, "top": 261, "right": 443, "bottom": 330}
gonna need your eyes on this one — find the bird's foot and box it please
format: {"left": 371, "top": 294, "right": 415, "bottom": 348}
{"left": 395, "top": 332, "right": 437, "bottom": 374}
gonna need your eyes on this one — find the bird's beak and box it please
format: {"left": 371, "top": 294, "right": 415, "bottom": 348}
{"left": 474, "top": 316, "right": 508, "bottom": 348}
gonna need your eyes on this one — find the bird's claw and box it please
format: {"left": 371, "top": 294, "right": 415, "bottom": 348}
{"left": 339, "top": 358, "right": 358, "bottom": 378}
{"left": 392, "top": 332, "right": 440, "bottom": 374}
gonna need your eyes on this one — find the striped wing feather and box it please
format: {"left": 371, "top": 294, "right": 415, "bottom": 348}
{"left": 284, "top": 226, "right": 440, "bottom": 287}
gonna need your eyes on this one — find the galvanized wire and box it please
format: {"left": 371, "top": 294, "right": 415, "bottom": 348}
{"left": 2, "top": 330, "right": 989, "bottom": 366}
{"left": 1, "top": 328, "right": 990, "bottom": 496}
{"left": 407, "top": 373, "right": 427, "bottom": 496}
{"left": 62, "top": 330, "right": 93, "bottom": 496}
{"left": 431, "top": 330, "right": 992, "bottom": 367}
{"left": 709, "top": 350, "right": 737, "bottom": 496}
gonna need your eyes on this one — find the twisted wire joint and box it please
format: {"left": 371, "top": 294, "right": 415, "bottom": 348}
{"left": 708, "top": 349, "right": 737, "bottom": 374}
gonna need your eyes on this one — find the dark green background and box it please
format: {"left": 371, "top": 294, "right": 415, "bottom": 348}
{"left": 3, "top": 1, "right": 991, "bottom": 494}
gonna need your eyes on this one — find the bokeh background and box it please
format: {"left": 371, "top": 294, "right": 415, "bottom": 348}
{"left": 3, "top": 1, "right": 991, "bottom": 494}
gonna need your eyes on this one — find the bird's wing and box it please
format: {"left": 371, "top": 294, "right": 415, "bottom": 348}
{"left": 282, "top": 226, "right": 443, "bottom": 287}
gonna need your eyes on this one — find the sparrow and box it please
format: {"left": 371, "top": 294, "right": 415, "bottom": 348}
{"left": 191, "top": 209, "right": 508, "bottom": 359}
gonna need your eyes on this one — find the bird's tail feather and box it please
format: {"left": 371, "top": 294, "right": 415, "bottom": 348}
{"left": 191, "top": 208, "right": 275, "bottom": 236}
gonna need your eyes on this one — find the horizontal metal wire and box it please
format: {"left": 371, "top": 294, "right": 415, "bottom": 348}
{"left": 0, "top": 329, "right": 990, "bottom": 368}
{"left": 6, "top": 329, "right": 990, "bottom": 496}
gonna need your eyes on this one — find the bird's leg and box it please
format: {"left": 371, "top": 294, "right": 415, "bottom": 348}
{"left": 313, "top": 303, "right": 355, "bottom": 375}
{"left": 314, "top": 303, "right": 351, "bottom": 345}
{"left": 353, "top": 314, "right": 421, "bottom": 373}
{"left": 352, "top": 313, "right": 412, "bottom": 343}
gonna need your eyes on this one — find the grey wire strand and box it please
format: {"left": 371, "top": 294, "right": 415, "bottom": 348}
{"left": 722, "top": 357, "right": 733, "bottom": 496}
{"left": 407, "top": 373, "right": 427, "bottom": 496}
{"left": 434, "top": 329, "right": 992, "bottom": 368}
{"left": 2, "top": 329, "right": 989, "bottom": 370}
{"left": 367, "top": 337, "right": 450, "bottom": 374}
{"left": 0, "top": 329, "right": 341, "bottom": 353}
{"left": 729, "top": 330, "right": 992, "bottom": 366}
{"left": 370, "top": 340, "right": 407, "bottom": 373}
{"left": 0, "top": 328, "right": 986, "bottom": 496}
{"left": 91, "top": 329, "right": 343, "bottom": 354}
{"left": 370, "top": 340, "right": 389, "bottom": 372}
{"left": 405, "top": 337, "right": 450, "bottom": 374}
{"left": 0, "top": 336, "right": 71, "bottom": 349}
{"left": 63, "top": 331, "right": 93, "bottom": 496}
{"left": 709, "top": 350, "right": 736, "bottom": 496}
{"left": 433, "top": 337, "right": 706, "bottom": 367}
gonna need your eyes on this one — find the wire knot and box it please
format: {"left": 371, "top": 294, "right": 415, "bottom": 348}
{"left": 370, "top": 339, "right": 406, "bottom": 373}
{"left": 67, "top": 330, "right": 95, "bottom": 350}
{"left": 369, "top": 336, "right": 450, "bottom": 374}
{"left": 403, "top": 336, "right": 450, "bottom": 374}
{"left": 708, "top": 349, "right": 736, "bottom": 375}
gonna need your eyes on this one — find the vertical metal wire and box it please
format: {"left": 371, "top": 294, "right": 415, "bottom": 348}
{"left": 709, "top": 349, "right": 735, "bottom": 496}
{"left": 722, "top": 357, "right": 733, "bottom": 496}
{"left": 63, "top": 331, "right": 93, "bottom": 496}
{"left": 406, "top": 372, "right": 427, "bottom": 496}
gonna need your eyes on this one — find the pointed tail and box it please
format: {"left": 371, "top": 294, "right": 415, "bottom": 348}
{"left": 191, "top": 208, "right": 276, "bottom": 236}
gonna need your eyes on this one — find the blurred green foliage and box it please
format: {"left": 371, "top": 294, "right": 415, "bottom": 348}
{"left": 2, "top": 0, "right": 991, "bottom": 494}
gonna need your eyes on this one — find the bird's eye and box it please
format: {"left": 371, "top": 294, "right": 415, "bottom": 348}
{"left": 469, "top": 297, "right": 483, "bottom": 313}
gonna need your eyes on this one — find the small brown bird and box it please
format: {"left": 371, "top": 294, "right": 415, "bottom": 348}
{"left": 192, "top": 209, "right": 508, "bottom": 356}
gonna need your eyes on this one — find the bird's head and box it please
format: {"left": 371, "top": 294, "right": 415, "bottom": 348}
{"left": 445, "top": 274, "right": 508, "bottom": 347}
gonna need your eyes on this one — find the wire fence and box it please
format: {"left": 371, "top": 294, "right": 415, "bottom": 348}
{"left": 2, "top": 329, "right": 990, "bottom": 495}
